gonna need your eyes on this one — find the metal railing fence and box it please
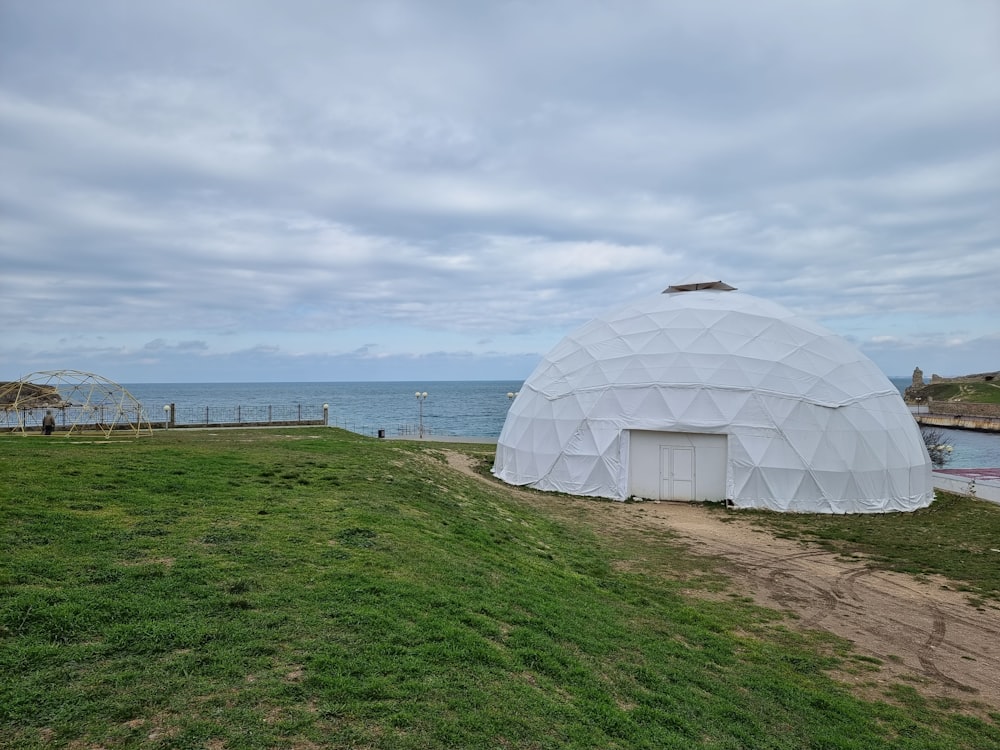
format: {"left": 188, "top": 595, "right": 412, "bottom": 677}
{"left": 4, "top": 402, "right": 437, "bottom": 439}
{"left": 1, "top": 404, "right": 149, "bottom": 433}
{"left": 166, "top": 403, "right": 325, "bottom": 426}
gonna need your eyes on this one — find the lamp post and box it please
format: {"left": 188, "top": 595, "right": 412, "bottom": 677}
{"left": 415, "top": 391, "right": 428, "bottom": 438}
{"left": 163, "top": 404, "right": 170, "bottom": 429}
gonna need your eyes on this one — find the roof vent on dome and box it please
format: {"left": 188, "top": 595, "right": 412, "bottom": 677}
{"left": 662, "top": 279, "right": 737, "bottom": 293}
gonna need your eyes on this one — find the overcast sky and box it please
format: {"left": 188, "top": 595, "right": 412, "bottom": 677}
{"left": 2, "top": 1, "right": 998, "bottom": 384}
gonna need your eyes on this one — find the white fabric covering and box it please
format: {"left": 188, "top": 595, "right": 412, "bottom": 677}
{"left": 493, "top": 286, "right": 933, "bottom": 513}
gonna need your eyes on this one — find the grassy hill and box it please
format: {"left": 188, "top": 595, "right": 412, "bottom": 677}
{"left": 2, "top": 428, "right": 999, "bottom": 749}
{"left": 915, "top": 381, "right": 1000, "bottom": 404}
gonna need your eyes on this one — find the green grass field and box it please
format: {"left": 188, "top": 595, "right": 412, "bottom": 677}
{"left": 2, "top": 428, "right": 999, "bottom": 749}
{"left": 917, "top": 381, "right": 1000, "bottom": 404}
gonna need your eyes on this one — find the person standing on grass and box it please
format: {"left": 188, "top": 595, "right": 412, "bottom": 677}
{"left": 42, "top": 410, "right": 56, "bottom": 435}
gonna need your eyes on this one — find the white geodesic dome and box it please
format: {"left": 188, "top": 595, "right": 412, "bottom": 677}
{"left": 493, "top": 282, "right": 933, "bottom": 513}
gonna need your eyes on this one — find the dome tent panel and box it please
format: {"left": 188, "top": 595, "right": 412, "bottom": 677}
{"left": 726, "top": 354, "right": 784, "bottom": 391}
{"left": 718, "top": 310, "right": 781, "bottom": 343}
{"left": 547, "top": 449, "right": 620, "bottom": 498}
{"left": 816, "top": 468, "right": 854, "bottom": 502}
{"left": 588, "top": 357, "right": 643, "bottom": 389}
{"left": 585, "top": 386, "right": 645, "bottom": 425}
{"left": 685, "top": 326, "right": 737, "bottom": 358}
{"left": 674, "top": 388, "right": 734, "bottom": 429}
{"left": 493, "top": 282, "right": 932, "bottom": 514}
{"left": 754, "top": 317, "right": 818, "bottom": 352}
{"left": 630, "top": 386, "right": 680, "bottom": 425}
{"left": 611, "top": 311, "right": 664, "bottom": 337}
{"left": 613, "top": 353, "right": 675, "bottom": 386}
{"left": 790, "top": 471, "right": 826, "bottom": 504}
{"left": 646, "top": 322, "right": 713, "bottom": 355}
{"left": 588, "top": 335, "right": 641, "bottom": 364}
{"left": 563, "top": 420, "right": 603, "bottom": 458}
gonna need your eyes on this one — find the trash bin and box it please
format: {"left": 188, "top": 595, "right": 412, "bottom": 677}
{"left": 377, "top": 429, "right": 385, "bottom": 439}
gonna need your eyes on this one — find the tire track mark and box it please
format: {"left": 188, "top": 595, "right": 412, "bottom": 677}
{"left": 440, "top": 452, "right": 1000, "bottom": 707}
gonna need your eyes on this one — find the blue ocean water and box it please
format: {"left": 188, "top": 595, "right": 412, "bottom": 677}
{"left": 124, "top": 378, "right": 1000, "bottom": 467}
{"left": 889, "top": 377, "right": 1000, "bottom": 469}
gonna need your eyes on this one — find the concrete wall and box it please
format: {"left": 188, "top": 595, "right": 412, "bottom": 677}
{"left": 928, "top": 401, "right": 1000, "bottom": 418}
{"left": 930, "top": 371, "right": 999, "bottom": 384}
{"left": 932, "top": 472, "right": 1000, "bottom": 505}
{"left": 916, "top": 414, "right": 1000, "bottom": 433}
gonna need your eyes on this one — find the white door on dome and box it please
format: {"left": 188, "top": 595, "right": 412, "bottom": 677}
{"left": 628, "top": 430, "right": 726, "bottom": 501}
{"left": 660, "top": 446, "right": 695, "bottom": 500}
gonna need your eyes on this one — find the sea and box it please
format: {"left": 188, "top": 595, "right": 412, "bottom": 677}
{"left": 125, "top": 380, "right": 524, "bottom": 441}
{"left": 122, "top": 377, "right": 1000, "bottom": 468}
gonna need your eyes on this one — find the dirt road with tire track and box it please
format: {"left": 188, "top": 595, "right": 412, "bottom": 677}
{"left": 622, "top": 499, "right": 1000, "bottom": 708}
{"left": 443, "top": 451, "right": 1000, "bottom": 710}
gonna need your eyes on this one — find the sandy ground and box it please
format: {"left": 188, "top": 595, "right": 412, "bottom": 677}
{"left": 442, "top": 451, "right": 1000, "bottom": 711}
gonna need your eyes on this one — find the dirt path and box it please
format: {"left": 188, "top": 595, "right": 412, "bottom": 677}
{"left": 442, "top": 451, "right": 1000, "bottom": 710}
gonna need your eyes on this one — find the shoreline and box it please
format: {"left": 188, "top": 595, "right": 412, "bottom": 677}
{"left": 915, "top": 413, "right": 1000, "bottom": 434}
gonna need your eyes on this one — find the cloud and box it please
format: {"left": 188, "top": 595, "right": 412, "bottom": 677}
{"left": 1, "top": 1, "right": 998, "bottom": 381}
{"left": 143, "top": 339, "right": 208, "bottom": 353}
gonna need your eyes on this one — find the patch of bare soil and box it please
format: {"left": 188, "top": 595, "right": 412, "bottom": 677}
{"left": 442, "top": 451, "right": 1000, "bottom": 710}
